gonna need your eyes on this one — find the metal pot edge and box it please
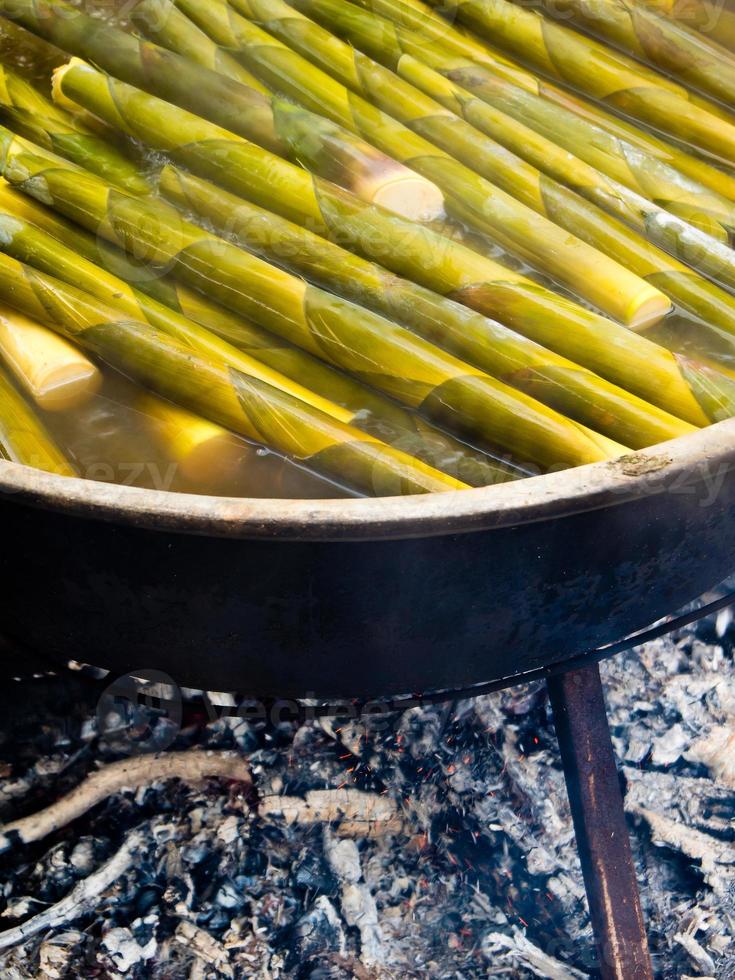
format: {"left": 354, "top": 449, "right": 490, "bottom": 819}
{"left": 1, "top": 418, "right": 734, "bottom": 541}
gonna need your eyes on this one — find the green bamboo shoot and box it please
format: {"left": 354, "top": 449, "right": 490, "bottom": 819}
{"left": 130, "top": 0, "right": 275, "bottom": 93}
{"left": 0, "top": 251, "right": 471, "bottom": 495}
{"left": 0, "top": 176, "right": 216, "bottom": 308}
{"left": 164, "top": 0, "right": 670, "bottom": 326}
{"left": 137, "top": 390, "right": 255, "bottom": 484}
{"left": 418, "top": 0, "right": 735, "bottom": 165}
{"left": 0, "top": 62, "right": 150, "bottom": 195}
{"left": 0, "top": 0, "right": 444, "bottom": 221}
{"left": 340, "top": 0, "right": 735, "bottom": 241}
{"left": 132, "top": 2, "right": 443, "bottom": 220}
{"left": 0, "top": 186, "right": 521, "bottom": 485}
{"left": 156, "top": 288, "right": 529, "bottom": 484}
{"left": 0, "top": 362, "right": 76, "bottom": 474}
{"left": 532, "top": 0, "right": 735, "bottom": 105}
{"left": 34, "top": 70, "right": 727, "bottom": 426}
{"left": 348, "top": 0, "right": 735, "bottom": 202}
{"left": 294, "top": 0, "right": 735, "bottom": 343}
{"left": 0, "top": 142, "right": 630, "bottom": 470}
{"left": 159, "top": 163, "right": 703, "bottom": 445}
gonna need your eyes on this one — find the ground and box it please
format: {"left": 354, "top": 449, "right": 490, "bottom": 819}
{"left": 0, "top": 592, "right": 732, "bottom": 979}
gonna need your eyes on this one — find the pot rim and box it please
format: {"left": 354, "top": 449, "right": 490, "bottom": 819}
{"left": 2, "top": 419, "right": 734, "bottom": 541}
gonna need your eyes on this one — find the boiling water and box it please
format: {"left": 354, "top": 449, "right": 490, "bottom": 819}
{"left": 40, "top": 368, "right": 356, "bottom": 499}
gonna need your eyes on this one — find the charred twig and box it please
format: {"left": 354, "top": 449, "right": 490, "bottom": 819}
{"left": 628, "top": 804, "right": 735, "bottom": 891}
{"left": 483, "top": 928, "right": 589, "bottom": 979}
{"left": 0, "top": 751, "right": 251, "bottom": 852}
{"left": 259, "top": 789, "right": 403, "bottom": 837}
{"left": 323, "top": 830, "right": 385, "bottom": 969}
{"left": 0, "top": 827, "right": 149, "bottom": 951}
{"left": 674, "top": 928, "right": 717, "bottom": 976}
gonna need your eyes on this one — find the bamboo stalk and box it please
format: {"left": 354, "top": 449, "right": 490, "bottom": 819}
{"left": 0, "top": 302, "right": 100, "bottom": 411}
{"left": 0, "top": 177, "right": 213, "bottom": 309}
{"left": 0, "top": 62, "right": 150, "bottom": 195}
{"left": 348, "top": 0, "right": 735, "bottom": 201}
{"left": 0, "top": 0, "right": 443, "bottom": 222}
{"left": 267, "top": 0, "right": 733, "bottom": 261}
{"left": 36, "top": 71, "right": 725, "bottom": 427}
{"left": 290, "top": 0, "right": 735, "bottom": 146}
{"left": 0, "top": 14, "right": 68, "bottom": 81}
{"left": 163, "top": 0, "right": 669, "bottom": 327}
{"left": 531, "top": 0, "right": 735, "bottom": 105}
{"left": 0, "top": 362, "right": 76, "bottom": 474}
{"left": 159, "top": 163, "right": 701, "bottom": 446}
{"left": 0, "top": 252, "right": 472, "bottom": 495}
{"left": 129, "top": 0, "right": 274, "bottom": 93}
{"left": 136, "top": 390, "right": 252, "bottom": 484}
{"left": 171, "top": 298, "right": 527, "bottom": 485}
{"left": 418, "top": 43, "right": 735, "bottom": 242}
{"left": 302, "top": 0, "right": 735, "bottom": 336}
{"left": 133, "top": 0, "right": 444, "bottom": 222}
{"left": 342, "top": 0, "right": 735, "bottom": 240}
{"left": 0, "top": 142, "right": 629, "bottom": 470}
{"left": 0, "top": 141, "right": 374, "bottom": 428}
{"left": 417, "top": 0, "right": 735, "bottom": 165}
{"left": 140, "top": 387, "right": 520, "bottom": 489}
{"left": 0, "top": 184, "right": 345, "bottom": 427}
{"left": 657, "top": 0, "right": 735, "bottom": 51}
{"left": 0, "top": 187, "right": 521, "bottom": 486}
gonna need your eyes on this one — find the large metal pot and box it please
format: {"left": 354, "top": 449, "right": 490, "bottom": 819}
{"left": 2, "top": 419, "right": 734, "bottom": 698}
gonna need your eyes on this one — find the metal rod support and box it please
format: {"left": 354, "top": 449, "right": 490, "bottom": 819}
{"left": 548, "top": 664, "right": 654, "bottom": 980}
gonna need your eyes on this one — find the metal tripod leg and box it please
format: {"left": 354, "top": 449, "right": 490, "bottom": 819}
{"left": 547, "top": 664, "right": 654, "bottom": 980}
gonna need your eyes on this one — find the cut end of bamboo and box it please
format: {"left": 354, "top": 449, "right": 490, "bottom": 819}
{"left": 51, "top": 59, "right": 86, "bottom": 114}
{"left": 0, "top": 305, "right": 101, "bottom": 411}
{"left": 34, "top": 361, "right": 102, "bottom": 412}
{"left": 625, "top": 291, "right": 674, "bottom": 332}
{"left": 180, "top": 433, "right": 250, "bottom": 484}
{"left": 138, "top": 391, "right": 249, "bottom": 484}
{"left": 359, "top": 171, "right": 446, "bottom": 222}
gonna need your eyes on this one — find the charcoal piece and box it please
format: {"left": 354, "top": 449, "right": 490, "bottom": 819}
{"left": 287, "top": 896, "right": 345, "bottom": 967}
{"left": 292, "top": 844, "right": 339, "bottom": 897}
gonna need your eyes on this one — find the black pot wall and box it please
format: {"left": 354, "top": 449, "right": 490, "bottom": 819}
{"left": 3, "top": 465, "right": 734, "bottom": 698}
